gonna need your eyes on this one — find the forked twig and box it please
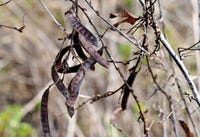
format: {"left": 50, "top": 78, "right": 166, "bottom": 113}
{"left": 0, "top": 24, "right": 25, "bottom": 32}
{"left": 159, "top": 33, "right": 200, "bottom": 106}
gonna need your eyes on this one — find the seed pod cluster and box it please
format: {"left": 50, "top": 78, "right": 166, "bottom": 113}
{"left": 41, "top": 10, "right": 109, "bottom": 136}
{"left": 65, "top": 10, "right": 109, "bottom": 68}
{"left": 65, "top": 10, "right": 98, "bottom": 47}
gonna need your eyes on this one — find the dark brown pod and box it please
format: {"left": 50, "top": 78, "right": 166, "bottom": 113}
{"left": 57, "top": 64, "right": 81, "bottom": 74}
{"left": 66, "top": 59, "right": 95, "bottom": 117}
{"left": 65, "top": 10, "right": 98, "bottom": 47}
{"left": 55, "top": 46, "right": 70, "bottom": 72}
{"left": 121, "top": 58, "right": 140, "bottom": 110}
{"left": 73, "top": 31, "right": 88, "bottom": 61}
{"left": 51, "top": 65, "right": 69, "bottom": 98}
{"left": 121, "top": 71, "right": 138, "bottom": 110}
{"left": 41, "top": 88, "right": 51, "bottom": 137}
{"left": 79, "top": 35, "right": 109, "bottom": 68}
{"left": 66, "top": 49, "right": 103, "bottom": 117}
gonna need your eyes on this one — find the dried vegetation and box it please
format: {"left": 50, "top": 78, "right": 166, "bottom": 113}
{"left": 0, "top": 0, "right": 200, "bottom": 137}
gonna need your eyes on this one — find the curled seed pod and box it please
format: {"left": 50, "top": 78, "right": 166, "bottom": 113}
{"left": 66, "top": 49, "right": 103, "bottom": 117}
{"left": 66, "top": 59, "right": 95, "bottom": 117}
{"left": 57, "top": 64, "right": 81, "bottom": 74}
{"left": 41, "top": 88, "right": 51, "bottom": 137}
{"left": 121, "top": 71, "right": 138, "bottom": 110}
{"left": 73, "top": 31, "right": 88, "bottom": 61}
{"left": 65, "top": 10, "right": 98, "bottom": 47}
{"left": 73, "top": 31, "right": 95, "bottom": 71}
{"left": 121, "top": 57, "right": 140, "bottom": 110}
{"left": 51, "top": 65, "right": 69, "bottom": 98}
{"left": 55, "top": 46, "right": 70, "bottom": 69}
{"left": 79, "top": 35, "right": 109, "bottom": 68}
{"left": 109, "top": 9, "right": 139, "bottom": 27}
{"left": 54, "top": 45, "right": 82, "bottom": 74}
{"left": 55, "top": 46, "right": 70, "bottom": 73}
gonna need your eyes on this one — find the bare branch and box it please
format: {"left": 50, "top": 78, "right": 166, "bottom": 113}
{"left": 0, "top": 0, "right": 11, "bottom": 6}
{"left": 159, "top": 33, "right": 200, "bottom": 106}
{"left": 38, "top": 0, "right": 67, "bottom": 34}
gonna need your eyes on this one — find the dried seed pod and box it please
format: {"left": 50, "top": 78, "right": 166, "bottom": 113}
{"left": 121, "top": 71, "right": 138, "bottom": 110}
{"left": 55, "top": 46, "right": 70, "bottom": 72}
{"left": 79, "top": 35, "right": 109, "bottom": 68}
{"left": 57, "top": 64, "right": 81, "bottom": 74}
{"left": 66, "top": 59, "right": 95, "bottom": 117}
{"left": 65, "top": 10, "right": 98, "bottom": 47}
{"left": 66, "top": 49, "right": 103, "bottom": 117}
{"left": 51, "top": 65, "right": 69, "bottom": 98}
{"left": 109, "top": 9, "right": 139, "bottom": 27}
{"left": 66, "top": 105, "right": 75, "bottom": 118}
{"left": 73, "top": 31, "right": 88, "bottom": 61}
{"left": 41, "top": 88, "right": 51, "bottom": 137}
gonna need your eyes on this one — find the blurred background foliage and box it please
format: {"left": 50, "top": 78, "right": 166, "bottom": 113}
{"left": 0, "top": 0, "right": 199, "bottom": 137}
{"left": 0, "top": 105, "right": 34, "bottom": 137}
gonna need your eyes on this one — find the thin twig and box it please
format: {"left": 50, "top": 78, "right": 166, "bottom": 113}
{"left": 75, "top": 85, "right": 123, "bottom": 110}
{"left": 131, "top": 92, "right": 148, "bottom": 137}
{"left": 83, "top": 0, "right": 150, "bottom": 54}
{"left": 0, "top": 24, "right": 25, "bottom": 32}
{"left": 159, "top": 33, "right": 200, "bottom": 106}
{"left": 169, "top": 102, "right": 179, "bottom": 137}
{"left": 175, "top": 78, "right": 199, "bottom": 137}
{"left": 38, "top": 0, "right": 67, "bottom": 34}
{"left": 0, "top": 0, "right": 11, "bottom": 6}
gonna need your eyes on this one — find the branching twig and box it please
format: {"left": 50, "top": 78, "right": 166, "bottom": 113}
{"left": 159, "top": 33, "right": 200, "bottom": 106}
{"left": 75, "top": 85, "right": 123, "bottom": 110}
{"left": 38, "top": 0, "right": 67, "bottom": 34}
{"left": 82, "top": 0, "right": 150, "bottom": 54}
{"left": 0, "top": 24, "right": 25, "bottom": 32}
{"left": 175, "top": 78, "right": 199, "bottom": 137}
{"left": 131, "top": 92, "right": 148, "bottom": 137}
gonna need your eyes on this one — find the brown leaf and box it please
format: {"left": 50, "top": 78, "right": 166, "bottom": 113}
{"left": 65, "top": 10, "right": 98, "bottom": 47}
{"left": 51, "top": 65, "right": 69, "bottom": 99}
{"left": 110, "top": 9, "right": 139, "bottom": 27}
{"left": 110, "top": 108, "right": 123, "bottom": 125}
{"left": 179, "top": 120, "right": 194, "bottom": 137}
